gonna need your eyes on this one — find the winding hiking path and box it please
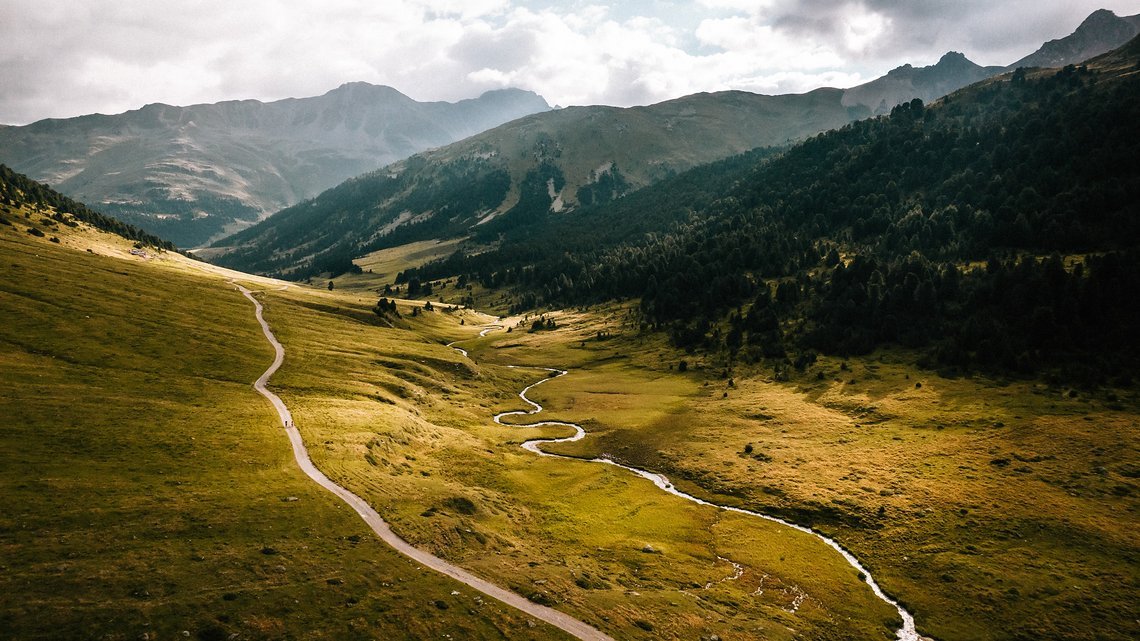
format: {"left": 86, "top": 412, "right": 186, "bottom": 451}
{"left": 463, "top": 325, "right": 920, "bottom": 641}
{"left": 234, "top": 285, "right": 614, "bottom": 641}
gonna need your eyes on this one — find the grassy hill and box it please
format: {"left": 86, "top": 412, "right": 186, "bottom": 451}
{"left": 0, "top": 191, "right": 574, "bottom": 640}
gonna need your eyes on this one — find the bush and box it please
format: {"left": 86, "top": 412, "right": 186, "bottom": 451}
{"left": 443, "top": 496, "right": 477, "bottom": 514}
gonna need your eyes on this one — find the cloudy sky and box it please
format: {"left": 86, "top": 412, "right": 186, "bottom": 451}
{"left": 0, "top": 0, "right": 1134, "bottom": 124}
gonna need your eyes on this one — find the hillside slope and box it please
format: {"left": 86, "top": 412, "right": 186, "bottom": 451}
{"left": 1010, "top": 8, "right": 1140, "bottom": 69}
{"left": 0, "top": 187, "right": 574, "bottom": 640}
{"left": 0, "top": 84, "right": 549, "bottom": 247}
{"left": 403, "top": 37, "right": 1140, "bottom": 377}
{"left": 841, "top": 51, "right": 1003, "bottom": 115}
{"left": 207, "top": 87, "right": 869, "bottom": 277}
{"left": 1, "top": 163, "right": 173, "bottom": 250}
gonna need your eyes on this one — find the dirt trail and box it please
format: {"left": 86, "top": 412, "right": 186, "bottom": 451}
{"left": 235, "top": 285, "right": 614, "bottom": 641}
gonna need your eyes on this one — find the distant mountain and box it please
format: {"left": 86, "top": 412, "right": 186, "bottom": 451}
{"left": 0, "top": 84, "right": 550, "bottom": 247}
{"left": 206, "top": 88, "right": 870, "bottom": 277}
{"left": 208, "top": 10, "right": 1138, "bottom": 279}
{"left": 842, "top": 52, "right": 1004, "bottom": 115}
{"left": 1010, "top": 8, "right": 1140, "bottom": 69}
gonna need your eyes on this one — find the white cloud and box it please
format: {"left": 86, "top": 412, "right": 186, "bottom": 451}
{"left": 0, "top": 0, "right": 1130, "bottom": 124}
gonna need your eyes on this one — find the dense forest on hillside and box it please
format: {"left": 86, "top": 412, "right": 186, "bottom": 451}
{"left": 405, "top": 59, "right": 1140, "bottom": 380}
{"left": 0, "top": 164, "right": 175, "bottom": 250}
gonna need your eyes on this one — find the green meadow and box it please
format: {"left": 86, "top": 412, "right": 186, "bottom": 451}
{"left": 0, "top": 214, "right": 568, "bottom": 641}
{"left": 475, "top": 304, "right": 1140, "bottom": 641}
{"left": 4, "top": 205, "right": 1136, "bottom": 641}
{"left": 249, "top": 284, "right": 899, "bottom": 639}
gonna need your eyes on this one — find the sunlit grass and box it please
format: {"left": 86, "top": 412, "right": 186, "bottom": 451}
{"left": 7, "top": 204, "right": 1133, "bottom": 640}
{"left": 503, "top": 303, "right": 1140, "bottom": 641}
{"left": 0, "top": 213, "right": 569, "bottom": 641}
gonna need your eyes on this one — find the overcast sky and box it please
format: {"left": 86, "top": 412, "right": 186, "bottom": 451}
{"left": 1, "top": 1, "right": 1135, "bottom": 125}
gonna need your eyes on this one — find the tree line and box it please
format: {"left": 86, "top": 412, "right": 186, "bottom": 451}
{"left": 0, "top": 164, "right": 175, "bottom": 250}
{"left": 402, "top": 62, "right": 1140, "bottom": 380}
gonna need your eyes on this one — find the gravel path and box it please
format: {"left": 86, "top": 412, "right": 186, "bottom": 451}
{"left": 235, "top": 285, "right": 614, "bottom": 641}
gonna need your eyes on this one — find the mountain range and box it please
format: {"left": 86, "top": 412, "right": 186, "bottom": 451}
{"left": 204, "top": 87, "right": 866, "bottom": 276}
{"left": 207, "top": 9, "right": 1140, "bottom": 278}
{"left": 0, "top": 85, "right": 550, "bottom": 247}
{"left": 0, "top": 8, "right": 1135, "bottom": 256}
{"left": 397, "top": 33, "right": 1140, "bottom": 372}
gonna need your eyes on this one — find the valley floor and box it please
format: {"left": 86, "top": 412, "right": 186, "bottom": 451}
{"left": 2, "top": 216, "right": 1137, "bottom": 640}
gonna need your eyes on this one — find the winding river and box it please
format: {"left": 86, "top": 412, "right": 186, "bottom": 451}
{"left": 462, "top": 325, "right": 920, "bottom": 641}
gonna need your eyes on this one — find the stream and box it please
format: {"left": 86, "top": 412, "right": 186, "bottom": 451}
{"left": 459, "top": 326, "right": 920, "bottom": 641}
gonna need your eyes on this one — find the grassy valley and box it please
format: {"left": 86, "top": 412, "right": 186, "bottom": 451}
{"left": 495, "top": 307, "right": 1139, "bottom": 640}
{"left": 0, "top": 197, "right": 571, "bottom": 640}
{"left": 0, "top": 177, "right": 907, "bottom": 640}
{"left": 4, "top": 12, "right": 1139, "bottom": 641}
{"left": 300, "top": 35, "right": 1140, "bottom": 641}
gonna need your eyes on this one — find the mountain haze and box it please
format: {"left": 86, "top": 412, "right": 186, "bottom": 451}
{"left": 0, "top": 84, "right": 550, "bottom": 247}
{"left": 841, "top": 51, "right": 1003, "bottom": 115}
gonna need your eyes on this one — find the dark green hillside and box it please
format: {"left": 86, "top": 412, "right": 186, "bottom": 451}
{"left": 208, "top": 89, "right": 867, "bottom": 278}
{"left": 404, "top": 44, "right": 1140, "bottom": 379}
{"left": 0, "top": 164, "right": 175, "bottom": 250}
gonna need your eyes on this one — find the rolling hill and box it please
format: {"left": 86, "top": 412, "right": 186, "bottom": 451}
{"left": 0, "top": 84, "right": 550, "bottom": 247}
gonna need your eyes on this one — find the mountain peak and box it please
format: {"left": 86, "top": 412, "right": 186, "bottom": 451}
{"left": 1079, "top": 8, "right": 1122, "bottom": 29}
{"left": 937, "top": 51, "right": 970, "bottom": 65}
{"left": 1010, "top": 8, "right": 1140, "bottom": 69}
{"left": 933, "top": 51, "right": 981, "bottom": 73}
{"left": 327, "top": 82, "right": 408, "bottom": 100}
